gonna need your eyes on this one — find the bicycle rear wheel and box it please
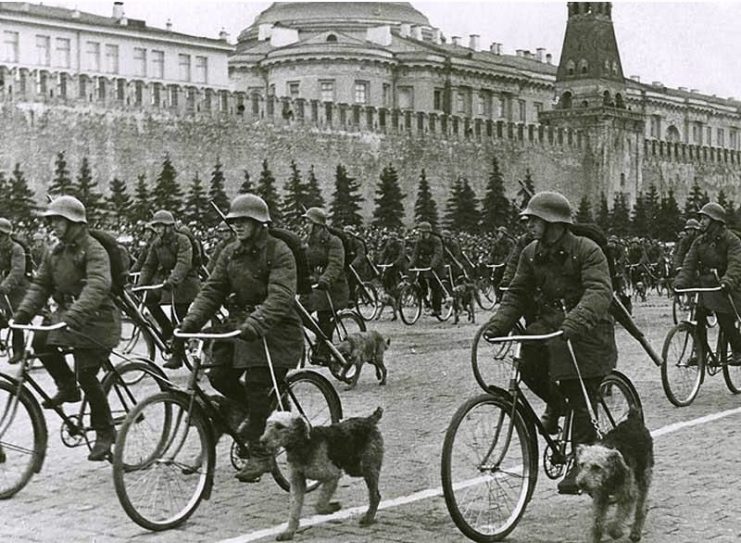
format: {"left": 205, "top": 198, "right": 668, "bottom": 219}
{"left": 118, "top": 317, "right": 156, "bottom": 372}
{"left": 112, "top": 391, "right": 214, "bottom": 531}
{"left": 661, "top": 322, "right": 704, "bottom": 407}
{"left": 441, "top": 393, "right": 536, "bottom": 542}
{"left": 355, "top": 281, "right": 379, "bottom": 322}
{"left": 476, "top": 278, "right": 497, "bottom": 311}
{"left": 398, "top": 284, "right": 422, "bottom": 325}
{"left": 597, "top": 371, "right": 643, "bottom": 434}
{"left": 0, "top": 380, "right": 48, "bottom": 499}
{"left": 436, "top": 279, "right": 454, "bottom": 322}
{"left": 271, "top": 370, "right": 343, "bottom": 492}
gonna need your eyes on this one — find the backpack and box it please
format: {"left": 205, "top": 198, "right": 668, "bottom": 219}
{"left": 175, "top": 226, "right": 207, "bottom": 271}
{"left": 10, "top": 235, "right": 34, "bottom": 279}
{"left": 326, "top": 225, "right": 355, "bottom": 269}
{"left": 268, "top": 227, "right": 313, "bottom": 295}
{"left": 571, "top": 223, "right": 616, "bottom": 286}
{"left": 90, "top": 229, "right": 130, "bottom": 296}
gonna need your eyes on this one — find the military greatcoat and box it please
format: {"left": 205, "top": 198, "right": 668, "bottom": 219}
{"left": 139, "top": 229, "right": 201, "bottom": 303}
{"left": 488, "top": 230, "right": 617, "bottom": 381}
{"left": 0, "top": 236, "right": 29, "bottom": 308}
{"left": 305, "top": 227, "right": 349, "bottom": 311}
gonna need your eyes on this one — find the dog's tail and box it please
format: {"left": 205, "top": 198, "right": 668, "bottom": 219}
{"left": 369, "top": 406, "right": 383, "bottom": 423}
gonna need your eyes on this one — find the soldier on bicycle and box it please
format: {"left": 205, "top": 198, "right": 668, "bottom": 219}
{"left": 0, "top": 218, "right": 30, "bottom": 364}
{"left": 12, "top": 196, "right": 121, "bottom": 461}
{"left": 484, "top": 191, "right": 617, "bottom": 494}
{"left": 302, "top": 207, "right": 349, "bottom": 365}
{"left": 410, "top": 221, "right": 444, "bottom": 316}
{"left": 139, "top": 210, "right": 201, "bottom": 369}
{"left": 674, "top": 203, "right": 741, "bottom": 366}
{"left": 672, "top": 218, "right": 700, "bottom": 274}
{"left": 178, "top": 194, "right": 304, "bottom": 482}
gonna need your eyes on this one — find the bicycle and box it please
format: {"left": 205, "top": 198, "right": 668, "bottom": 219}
{"left": 441, "top": 330, "right": 642, "bottom": 542}
{"left": 111, "top": 328, "right": 343, "bottom": 531}
{"left": 348, "top": 263, "right": 380, "bottom": 322}
{"left": 0, "top": 320, "right": 167, "bottom": 499}
{"left": 397, "top": 266, "right": 454, "bottom": 325}
{"left": 661, "top": 285, "right": 741, "bottom": 406}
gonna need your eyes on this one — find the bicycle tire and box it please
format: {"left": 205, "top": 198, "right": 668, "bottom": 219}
{"left": 441, "top": 393, "right": 536, "bottom": 542}
{"left": 0, "top": 379, "right": 48, "bottom": 499}
{"left": 471, "top": 321, "right": 525, "bottom": 393}
{"left": 436, "top": 279, "right": 454, "bottom": 322}
{"left": 118, "top": 316, "right": 157, "bottom": 370}
{"left": 661, "top": 322, "right": 704, "bottom": 407}
{"left": 103, "top": 360, "right": 170, "bottom": 428}
{"left": 597, "top": 371, "right": 643, "bottom": 434}
{"left": 327, "top": 311, "right": 366, "bottom": 383}
{"left": 355, "top": 281, "right": 379, "bottom": 322}
{"left": 398, "top": 283, "right": 422, "bottom": 325}
{"left": 476, "top": 278, "right": 497, "bottom": 311}
{"left": 113, "top": 391, "right": 214, "bottom": 531}
{"left": 271, "top": 370, "right": 343, "bottom": 492}
{"left": 720, "top": 331, "right": 741, "bottom": 394}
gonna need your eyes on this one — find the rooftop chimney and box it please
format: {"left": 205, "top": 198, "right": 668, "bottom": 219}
{"left": 651, "top": 81, "right": 663, "bottom": 87}
{"left": 546, "top": 53, "right": 552, "bottom": 64}
{"left": 678, "top": 87, "right": 687, "bottom": 92}
{"left": 452, "top": 36, "right": 461, "bottom": 46}
{"left": 431, "top": 28, "right": 441, "bottom": 44}
{"left": 219, "top": 28, "right": 229, "bottom": 41}
{"left": 469, "top": 34, "right": 480, "bottom": 51}
{"left": 489, "top": 42, "right": 498, "bottom": 53}
{"left": 516, "top": 49, "right": 524, "bottom": 57}
{"left": 400, "top": 23, "right": 411, "bottom": 37}
{"left": 112, "top": 1, "right": 124, "bottom": 20}
{"left": 536, "top": 47, "right": 545, "bottom": 62}
{"left": 411, "top": 25, "right": 423, "bottom": 40}
{"left": 166, "top": 18, "right": 172, "bottom": 31}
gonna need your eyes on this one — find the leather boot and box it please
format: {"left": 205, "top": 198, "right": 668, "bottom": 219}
{"left": 0, "top": 444, "right": 6, "bottom": 464}
{"left": 235, "top": 442, "right": 274, "bottom": 482}
{"left": 163, "top": 340, "right": 186, "bottom": 369}
{"left": 42, "top": 383, "right": 81, "bottom": 409}
{"left": 88, "top": 428, "right": 116, "bottom": 462}
{"left": 7, "top": 350, "right": 25, "bottom": 365}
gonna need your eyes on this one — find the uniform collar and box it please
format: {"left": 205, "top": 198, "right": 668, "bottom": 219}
{"left": 535, "top": 229, "right": 572, "bottom": 258}
{"left": 235, "top": 226, "right": 268, "bottom": 254}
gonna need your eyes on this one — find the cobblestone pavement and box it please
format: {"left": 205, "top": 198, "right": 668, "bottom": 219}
{"left": 1, "top": 297, "right": 740, "bottom": 543}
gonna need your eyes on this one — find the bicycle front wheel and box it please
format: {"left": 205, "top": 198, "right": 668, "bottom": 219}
{"left": 355, "top": 281, "right": 379, "bottom": 322}
{"left": 441, "top": 393, "right": 536, "bottom": 542}
{"left": 398, "top": 284, "right": 422, "bottom": 325}
{"left": 661, "top": 322, "right": 704, "bottom": 407}
{"left": 271, "top": 370, "right": 343, "bottom": 492}
{"left": 476, "top": 278, "right": 497, "bottom": 311}
{"left": 112, "top": 391, "right": 214, "bottom": 531}
{"left": 118, "top": 317, "right": 156, "bottom": 370}
{"left": 471, "top": 322, "right": 524, "bottom": 393}
{"left": 0, "top": 380, "right": 48, "bottom": 499}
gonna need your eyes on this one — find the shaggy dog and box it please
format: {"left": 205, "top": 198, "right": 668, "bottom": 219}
{"left": 261, "top": 407, "right": 384, "bottom": 541}
{"left": 576, "top": 408, "right": 654, "bottom": 543}
{"left": 333, "top": 331, "right": 390, "bottom": 390}
{"left": 452, "top": 282, "right": 476, "bottom": 324}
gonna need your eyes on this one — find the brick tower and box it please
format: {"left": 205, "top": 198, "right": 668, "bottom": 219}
{"left": 540, "top": 2, "right": 644, "bottom": 207}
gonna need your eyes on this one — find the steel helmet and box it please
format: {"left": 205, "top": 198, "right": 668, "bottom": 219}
{"left": 698, "top": 202, "right": 726, "bottom": 224}
{"left": 520, "top": 191, "right": 573, "bottom": 224}
{"left": 225, "top": 194, "right": 271, "bottom": 223}
{"left": 417, "top": 221, "right": 432, "bottom": 233}
{"left": 150, "top": 210, "right": 175, "bottom": 225}
{"left": 303, "top": 207, "right": 327, "bottom": 226}
{"left": 684, "top": 218, "right": 701, "bottom": 230}
{"left": 43, "top": 195, "right": 87, "bottom": 224}
{"left": 0, "top": 218, "right": 12, "bottom": 235}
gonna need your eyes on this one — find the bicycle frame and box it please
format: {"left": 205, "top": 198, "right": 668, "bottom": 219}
{"left": 294, "top": 296, "right": 351, "bottom": 370}
{"left": 408, "top": 266, "right": 453, "bottom": 300}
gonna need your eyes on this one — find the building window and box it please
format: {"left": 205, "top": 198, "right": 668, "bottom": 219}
{"left": 178, "top": 54, "right": 191, "bottom": 82}
{"left": 151, "top": 50, "right": 164, "bottom": 79}
{"left": 38, "top": 72, "right": 47, "bottom": 95}
{"left": 398, "top": 86, "right": 413, "bottom": 109}
{"left": 650, "top": 116, "right": 661, "bottom": 138}
{"left": 731, "top": 129, "right": 738, "bottom": 150}
{"left": 579, "top": 59, "right": 588, "bottom": 74}
{"left": 186, "top": 87, "right": 196, "bottom": 111}
{"left": 382, "top": 83, "right": 391, "bottom": 108}
{"left": 534, "top": 102, "right": 543, "bottom": 116}
{"left": 268, "top": 83, "right": 275, "bottom": 97}
{"left": 133, "top": 47, "right": 147, "bottom": 77}
{"left": 320, "top": 80, "right": 334, "bottom": 102}
{"left": 566, "top": 59, "right": 575, "bottom": 76}
{"left": 2, "top": 31, "right": 19, "bottom": 63}
{"left": 59, "top": 73, "right": 67, "bottom": 98}
{"left": 105, "top": 44, "right": 119, "bottom": 74}
{"left": 78, "top": 76, "right": 87, "bottom": 99}
{"left": 456, "top": 91, "right": 465, "bottom": 113}
{"left": 433, "top": 88, "right": 443, "bottom": 111}
{"left": 134, "top": 81, "right": 143, "bottom": 105}
{"left": 498, "top": 95, "right": 507, "bottom": 118}
{"left": 170, "top": 85, "right": 178, "bottom": 107}
{"left": 354, "top": 81, "right": 368, "bottom": 104}
{"left": 692, "top": 123, "right": 702, "bottom": 144}
{"left": 477, "top": 93, "right": 487, "bottom": 116}
{"left": 97, "top": 77, "right": 106, "bottom": 101}
{"left": 86, "top": 41, "right": 100, "bottom": 72}
{"left": 518, "top": 100, "right": 526, "bottom": 122}
{"left": 220, "top": 90, "right": 229, "bottom": 112}
{"left": 288, "top": 81, "right": 299, "bottom": 98}
{"left": 152, "top": 83, "right": 161, "bottom": 107}
{"left": 116, "top": 78, "right": 125, "bottom": 101}
{"left": 195, "top": 56, "right": 207, "bottom": 84}
{"left": 612, "top": 61, "right": 618, "bottom": 75}
{"left": 718, "top": 128, "right": 725, "bottom": 148}
{"left": 55, "top": 38, "right": 70, "bottom": 68}
{"left": 36, "top": 35, "right": 50, "bottom": 66}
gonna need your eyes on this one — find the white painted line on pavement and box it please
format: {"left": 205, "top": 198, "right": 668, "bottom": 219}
{"left": 217, "top": 405, "right": 741, "bottom": 543}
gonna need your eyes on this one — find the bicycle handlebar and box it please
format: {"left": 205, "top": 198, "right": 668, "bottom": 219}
{"left": 376, "top": 263, "right": 394, "bottom": 269}
{"left": 486, "top": 263, "right": 505, "bottom": 269}
{"left": 173, "top": 329, "right": 242, "bottom": 340}
{"left": 131, "top": 282, "right": 167, "bottom": 293}
{"left": 409, "top": 267, "right": 431, "bottom": 273}
{"left": 673, "top": 286, "right": 722, "bottom": 294}
{"left": 8, "top": 320, "right": 67, "bottom": 331}
{"left": 486, "top": 330, "right": 564, "bottom": 344}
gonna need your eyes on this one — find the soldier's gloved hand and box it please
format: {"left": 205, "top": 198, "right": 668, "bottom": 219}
{"left": 483, "top": 325, "right": 502, "bottom": 342}
{"left": 0, "top": 285, "right": 9, "bottom": 296}
{"left": 12, "top": 310, "right": 32, "bottom": 325}
{"left": 239, "top": 323, "right": 258, "bottom": 342}
{"left": 161, "top": 280, "right": 174, "bottom": 291}
{"left": 64, "top": 315, "right": 84, "bottom": 332}
{"left": 721, "top": 281, "right": 732, "bottom": 292}
{"left": 560, "top": 328, "right": 575, "bottom": 342}
{"left": 316, "top": 278, "right": 330, "bottom": 291}
{"left": 178, "top": 319, "right": 200, "bottom": 334}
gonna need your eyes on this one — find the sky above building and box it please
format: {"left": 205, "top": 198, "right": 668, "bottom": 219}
{"left": 65, "top": 0, "right": 741, "bottom": 100}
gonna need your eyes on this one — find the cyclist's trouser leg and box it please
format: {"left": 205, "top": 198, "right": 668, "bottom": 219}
{"left": 558, "top": 376, "right": 603, "bottom": 446}
{"left": 146, "top": 302, "right": 174, "bottom": 339}
{"left": 207, "top": 342, "right": 248, "bottom": 408}
{"left": 695, "top": 305, "right": 710, "bottom": 349}
{"left": 426, "top": 272, "right": 442, "bottom": 312}
{"left": 519, "top": 343, "right": 566, "bottom": 413}
{"left": 315, "top": 310, "right": 334, "bottom": 358}
{"left": 243, "top": 366, "right": 288, "bottom": 442}
{"left": 75, "top": 348, "right": 113, "bottom": 432}
{"left": 33, "top": 335, "right": 75, "bottom": 389}
{"left": 716, "top": 311, "right": 741, "bottom": 352}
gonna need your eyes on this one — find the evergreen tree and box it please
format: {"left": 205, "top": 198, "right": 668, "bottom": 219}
{"left": 516, "top": 168, "right": 536, "bottom": 210}
{"left": 643, "top": 184, "right": 660, "bottom": 237}
{"left": 184, "top": 173, "right": 209, "bottom": 224}
{"left": 683, "top": 181, "right": 706, "bottom": 218}
{"left": 0, "top": 171, "right": 9, "bottom": 218}
{"left": 457, "top": 178, "right": 480, "bottom": 232}
{"left": 576, "top": 194, "right": 593, "bottom": 223}
{"left": 329, "top": 164, "right": 364, "bottom": 228}
{"left": 610, "top": 192, "right": 631, "bottom": 236}
{"left": 152, "top": 155, "right": 183, "bottom": 213}
{"left": 596, "top": 192, "right": 610, "bottom": 232}
{"left": 413, "top": 169, "right": 438, "bottom": 229}
{"left": 655, "top": 189, "right": 683, "bottom": 241}
{"left": 372, "top": 164, "right": 405, "bottom": 229}
{"left": 238, "top": 170, "right": 254, "bottom": 194}
{"left": 256, "top": 159, "right": 282, "bottom": 225}
{"left": 75, "top": 157, "right": 104, "bottom": 224}
{"left": 106, "top": 178, "right": 132, "bottom": 225}
{"left": 131, "top": 174, "right": 153, "bottom": 223}
{"left": 443, "top": 176, "right": 463, "bottom": 230}
{"left": 717, "top": 189, "right": 729, "bottom": 210}
{"left": 208, "top": 160, "right": 229, "bottom": 226}
{"left": 630, "top": 192, "right": 648, "bottom": 236}
{"left": 281, "top": 160, "right": 309, "bottom": 230}
{"left": 8, "top": 163, "right": 37, "bottom": 223}
{"left": 304, "top": 165, "right": 325, "bottom": 209}
{"left": 480, "top": 156, "right": 511, "bottom": 231}
{"left": 49, "top": 151, "right": 75, "bottom": 196}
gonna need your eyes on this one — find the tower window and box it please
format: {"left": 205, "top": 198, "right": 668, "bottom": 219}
{"left": 566, "top": 60, "right": 575, "bottom": 76}
{"left": 612, "top": 61, "right": 618, "bottom": 75}
{"left": 579, "top": 59, "right": 588, "bottom": 74}
{"left": 326, "top": 34, "right": 337, "bottom": 42}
